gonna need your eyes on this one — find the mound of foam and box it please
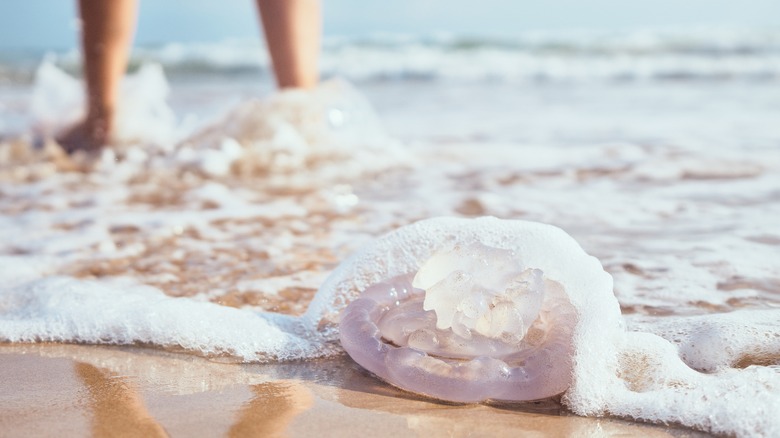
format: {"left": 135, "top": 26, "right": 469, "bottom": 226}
{"left": 178, "top": 79, "right": 411, "bottom": 189}
{"left": 0, "top": 275, "right": 331, "bottom": 362}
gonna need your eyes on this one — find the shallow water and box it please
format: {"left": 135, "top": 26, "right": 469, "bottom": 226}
{"left": 1, "top": 30, "right": 780, "bottom": 436}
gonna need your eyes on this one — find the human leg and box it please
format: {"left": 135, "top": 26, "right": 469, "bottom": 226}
{"left": 256, "top": 0, "right": 321, "bottom": 89}
{"left": 58, "top": 0, "right": 138, "bottom": 153}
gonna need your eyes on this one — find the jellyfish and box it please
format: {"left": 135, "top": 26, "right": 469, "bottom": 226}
{"left": 339, "top": 239, "right": 580, "bottom": 403}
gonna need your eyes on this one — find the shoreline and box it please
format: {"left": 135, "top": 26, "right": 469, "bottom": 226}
{"left": 0, "top": 343, "right": 709, "bottom": 437}
{"left": 3, "top": 55, "right": 778, "bottom": 436}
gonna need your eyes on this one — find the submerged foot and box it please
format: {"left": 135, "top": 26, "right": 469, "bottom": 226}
{"left": 56, "top": 115, "right": 113, "bottom": 154}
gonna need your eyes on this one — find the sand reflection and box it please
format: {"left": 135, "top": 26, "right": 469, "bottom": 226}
{"left": 75, "top": 362, "right": 168, "bottom": 437}
{"left": 0, "top": 344, "right": 706, "bottom": 437}
{"left": 73, "top": 352, "right": 314, "bottom": 438}
{"left": 228, "top": 381, "right": 314, "bottom": 437}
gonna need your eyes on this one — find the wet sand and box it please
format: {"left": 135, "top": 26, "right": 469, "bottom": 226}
{"left": 0, "top": 343, "right": 709, "bottom": 437}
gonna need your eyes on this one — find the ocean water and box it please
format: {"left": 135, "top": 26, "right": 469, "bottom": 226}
{"left": 1, "top": 28, "right": 780, "bottom": 436}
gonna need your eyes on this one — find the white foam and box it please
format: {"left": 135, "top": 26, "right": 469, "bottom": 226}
{"left": 604, "top": 331, "right": 780, "bottom": 437}
{"left": 0, "top": 275, "right": 326, "bottom": 361}
{"left": 179, "top": 78, "right": 411, "bottom": 189}
{"left": 629, "top": 310, "right": 780, "bottom": 372}
{"left": 31, "top": 60, "right": 179, "bottom": 149}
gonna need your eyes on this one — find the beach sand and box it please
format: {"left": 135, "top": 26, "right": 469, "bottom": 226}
{"left": 0, "top": 343, "right": 709, "bottom": 437}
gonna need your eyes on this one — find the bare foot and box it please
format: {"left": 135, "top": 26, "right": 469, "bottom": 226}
{"left": 56, "top": 116, "right": 112, "bottom": 154}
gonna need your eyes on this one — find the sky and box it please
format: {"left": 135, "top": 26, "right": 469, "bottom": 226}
{"left": 0, "top": 0, "right": 778, "bottom": 50}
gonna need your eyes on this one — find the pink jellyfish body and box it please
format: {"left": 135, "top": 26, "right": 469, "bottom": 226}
{"left": 339, "top": 243, "right": 577, "bottom": 403}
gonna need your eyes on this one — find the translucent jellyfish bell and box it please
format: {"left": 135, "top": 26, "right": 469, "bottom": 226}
{"left": 339, "top": 242, "right": 577, "bottom": 403}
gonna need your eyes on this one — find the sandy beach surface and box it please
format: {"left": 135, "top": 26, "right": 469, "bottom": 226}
{"left": 0, "top": 343, "right": 711, "bottom": 437}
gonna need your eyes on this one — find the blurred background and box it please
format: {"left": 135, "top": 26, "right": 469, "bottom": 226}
{"left": 1, "top": 0, "right": 779, "bottom": 144}
{"left": 2, "top": 0, "right": 779, "bottom": 49}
